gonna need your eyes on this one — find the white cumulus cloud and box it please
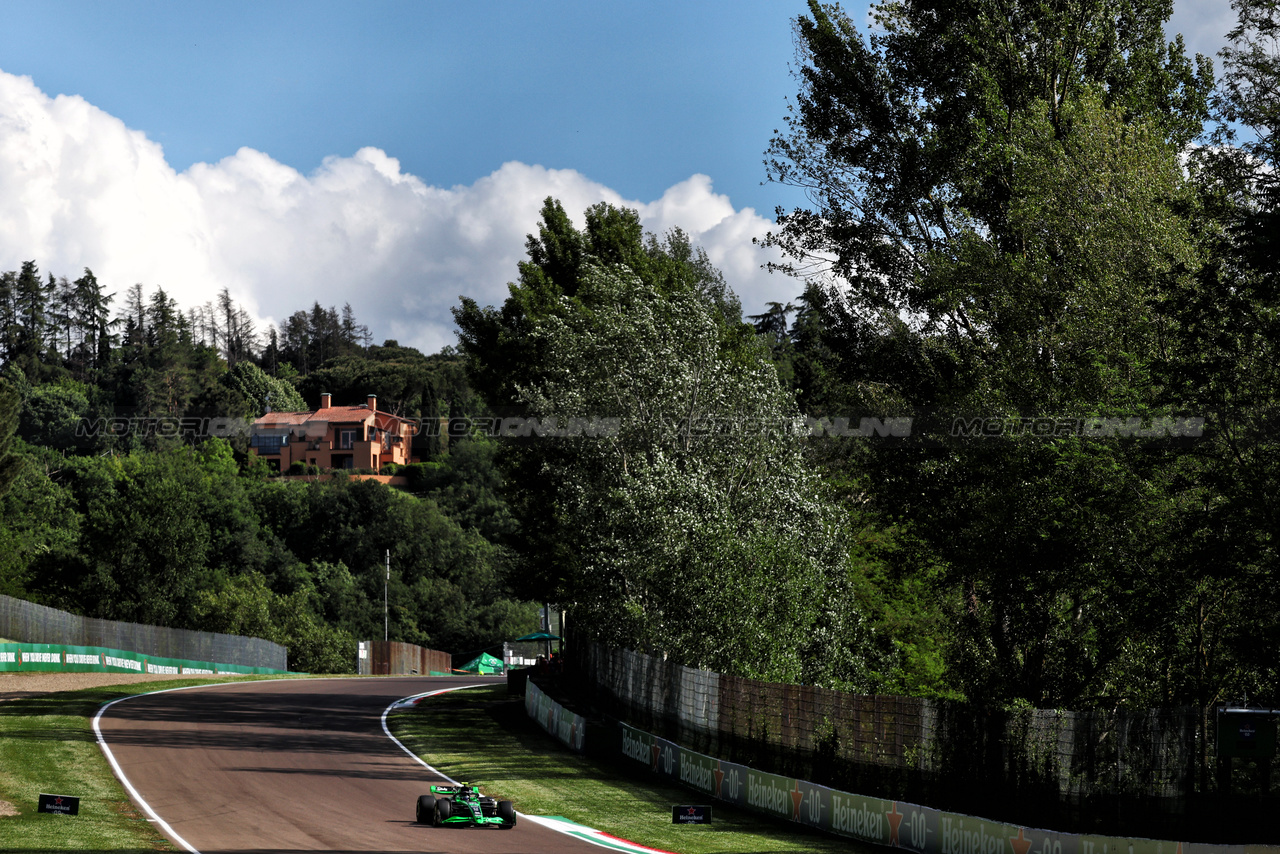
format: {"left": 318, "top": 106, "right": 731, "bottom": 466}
{"left": 0, "top": 69, "right": 798, "bottom": 356}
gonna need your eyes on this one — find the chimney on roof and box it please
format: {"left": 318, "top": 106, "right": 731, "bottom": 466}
{"left": 320, "top": 392, "right": 331, "bottom": 410}
{"left": 367, "top": 393, "right": 377, "bottom": 412}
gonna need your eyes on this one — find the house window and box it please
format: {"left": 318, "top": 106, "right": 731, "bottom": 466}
{"left": 250, "top": 434, "right": 285, "bottom": 454}
{"left": 339, "top": 429, "right": 356, "bottom": 450}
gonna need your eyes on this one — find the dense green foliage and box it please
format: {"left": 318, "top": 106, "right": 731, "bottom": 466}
{"left": 0, "top": 377, "right": 23, "bottom": 500}
{"left": 455, "top": 200, "right": 946, "bottom": 691}
{"left": 1, "top": 435, "right": 536, "bottom": 672}
{"left": 750, "top": 0, "right": 1280, "bottom": 715}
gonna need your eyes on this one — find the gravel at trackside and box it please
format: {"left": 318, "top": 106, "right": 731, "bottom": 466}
{"left": 0, "top": 672, "right": 225, "bottom": 702}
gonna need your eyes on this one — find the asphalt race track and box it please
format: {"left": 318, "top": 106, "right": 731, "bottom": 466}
{"left": 96, "top": 676, "right": 615, "bottom": 854}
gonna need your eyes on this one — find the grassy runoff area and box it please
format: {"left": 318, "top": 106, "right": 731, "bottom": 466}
{"left": 390, "top": 683, "right": 875, "bottom": 854}
{"left": 0, "top": 675, "right": 300, "bottom": 853}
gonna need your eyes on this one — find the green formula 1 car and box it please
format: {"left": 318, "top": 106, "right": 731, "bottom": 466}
{"left": 415, "top": 783, "right": 516, "bottom": 829}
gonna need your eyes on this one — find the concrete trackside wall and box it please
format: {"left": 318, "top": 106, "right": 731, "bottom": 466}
{"left": 525, "top": 680, "right": 587, "bottom": 751}
{"left": 0, "top": 642, "right": 292, "bottom": 675}
{"left": 614, "top": 720, "right": 1278, "bottom": 854}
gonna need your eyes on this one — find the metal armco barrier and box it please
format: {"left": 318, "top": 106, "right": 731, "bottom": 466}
{"left": 0, "top": 642, "right": 291, "bottom": 675}
{"left": 0, "top": 594, "right": 287, "bottom": 670}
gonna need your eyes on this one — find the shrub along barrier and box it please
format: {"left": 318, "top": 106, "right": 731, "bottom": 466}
{"left": 0, "top": 642, "right": 294, "bottom": 675}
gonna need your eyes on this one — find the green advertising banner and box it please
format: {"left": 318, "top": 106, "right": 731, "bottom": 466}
{"left": 620, "top": 718, "right": 656, "bottom": 768}
{"left": 0, "top": 642, "right": 292, "bottom": 676}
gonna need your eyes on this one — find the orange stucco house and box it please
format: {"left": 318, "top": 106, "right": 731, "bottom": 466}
{"left": 249, "top": 393, "right": 418, "bottom": 471}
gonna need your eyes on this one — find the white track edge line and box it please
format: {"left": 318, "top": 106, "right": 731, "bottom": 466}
{"left": 379, "top": 683, "right": 488, "bottom": 785}
{"left": 94, "top": 683, "right": 215, "bottom": 853}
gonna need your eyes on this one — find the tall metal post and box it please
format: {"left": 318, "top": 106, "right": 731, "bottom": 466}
{"left": 384, "top": 549, "right": 389, "bottom": 642}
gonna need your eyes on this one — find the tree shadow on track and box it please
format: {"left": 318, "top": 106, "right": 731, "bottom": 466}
{"left": 2, "top": 685, "right": 405, "bottom": 758}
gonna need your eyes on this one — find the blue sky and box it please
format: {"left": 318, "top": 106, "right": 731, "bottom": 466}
{"left": 0, "top": 1, "right": 1240, "bottom": 354}
{"left": 0, "top": 2, "right": 812, "bottom": 215}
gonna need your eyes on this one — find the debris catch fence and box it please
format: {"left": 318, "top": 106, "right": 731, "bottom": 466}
{"left": 577, "top": 643, "right": 1251, "bottom": 841}
{"left": 0, "top": 594, "right": 287, "bottom": 671}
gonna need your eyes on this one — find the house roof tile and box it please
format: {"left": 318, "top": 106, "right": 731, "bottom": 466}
{"left": 252, "top": 405, "right": 417, "bottom": 431}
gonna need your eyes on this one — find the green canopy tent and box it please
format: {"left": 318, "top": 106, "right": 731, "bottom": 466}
{"left": 513, "top": 631, "right": 561, "bottom": 661}
{"left": 513, "top": 631, "right": 561, "bottom": 642}
{"left": 455, "top": 651, "right": 505, "bottom": 674}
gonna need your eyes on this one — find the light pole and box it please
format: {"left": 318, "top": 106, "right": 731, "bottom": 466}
{"left": 384, "top": 549, "right": 389, "bottom": 642}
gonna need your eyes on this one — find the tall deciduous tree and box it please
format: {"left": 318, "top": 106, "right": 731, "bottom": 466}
{"left": 455, "top": 199, "right": 914, "bottom": 689}
{"left": 1144, "top": 0, "right": 1280, "bottom": 708}
{"left": 765, "top": 0, "right": 1211, "bottom": 404}
{"left": 223, "top": 361, "right": 307, "bottom": 417}
{"left": 765, "top": 0, "right": 1217, "bottom": 706}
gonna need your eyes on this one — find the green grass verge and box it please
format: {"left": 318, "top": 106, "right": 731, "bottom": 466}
{"left": 390, "top": 684, "right": 875, "bottom": 854}
{"left": 0, "top": 675, "right": 305, "bottom": 852}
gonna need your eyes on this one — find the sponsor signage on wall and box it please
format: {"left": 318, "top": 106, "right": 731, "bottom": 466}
{"left": 525, "top": 674, "right": 1277, "bottom": 854}
{"left": 525, "top": 680, "right": 586, "bottom": 752}
{"left": 614, "top": 722, "right": 1271, "bottom": 854}
{"left": 0, "top": 643, "right": 289, "bottom": 676}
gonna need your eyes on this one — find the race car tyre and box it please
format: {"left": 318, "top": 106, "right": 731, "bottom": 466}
{"left": 497, "top": 800, "right": 516, "bottom": 829}
{"left": 416, "top": 795, "right": 436, "bottom": 825}
{"left": 435, "top": 797, "right": 452, "bottom": 827}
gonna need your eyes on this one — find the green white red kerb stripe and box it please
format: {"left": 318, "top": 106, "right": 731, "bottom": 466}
{"left": 522, "top": 815, "right": 680, "bottom": 854}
